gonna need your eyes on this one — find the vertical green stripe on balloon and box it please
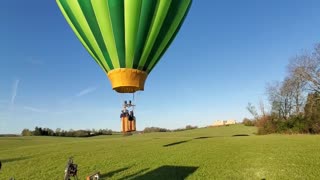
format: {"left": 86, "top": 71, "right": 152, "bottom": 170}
{"left": 91, "top": 0, "right": 120, "bottom": 69}
{"left": 61, "top": 0, "right": 111, "bottom": 71}
{"left": 56, "top": 1, "right": 102, "bottom": 71}
{"left": 78, "top": 0, "right": 114, "bottom": 70}
{"left": 143, "top": 0, "right": 186, "bottom": 71}
{"left": 124, "top": 0, "right": 142, "bottom": 68}
{"left": 108, "top": 0, "right": 126, "bottom": 68}
{"left": 57, "top": 0, "right": 109, "bottom": 73}
{"left": 132, "top": 0, "right": 158, "bottom": 69}
{"left": 137, "top": 0, "right": 171, "bottom": 70}
{"left": 147, "top": 0, "right": 191, "bottom": 73}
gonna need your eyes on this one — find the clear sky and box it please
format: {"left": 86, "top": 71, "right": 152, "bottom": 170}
{"left": 1, "top": 0, "right": 320, "bottom": 134}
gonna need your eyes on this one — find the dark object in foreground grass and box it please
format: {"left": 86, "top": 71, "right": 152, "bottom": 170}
{"left": 0, "top": 160, "right": 1, "bottom": 170}
{"left": 131, "top": 166, "right": 198, "bottom": 180}
{"left": 64, "top": 157, "right": 78, "bottom": 180}
{"left": 86, "top": 171, "right": 100, "bottom": 180}
{"left": 163, "top": 140, "right": 190, "bottom": 147}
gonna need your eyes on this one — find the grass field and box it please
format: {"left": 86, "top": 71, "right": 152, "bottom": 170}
{"left": 1, "top": 124, "right": 320, "bottom": 180}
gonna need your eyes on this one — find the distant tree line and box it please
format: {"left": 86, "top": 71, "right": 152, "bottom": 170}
{"left": 142, "top": 125, "right": 198, "bottom": 133}
{"left": 21, "top": 125, "right": 198, "bottom": 136}
{"left": 21, "top": 126, "right": 112, "bottom": 137}
{"left": 244, "top": 43, "right": 320, "bottom": 134}
{"left": 0, "top": 134, "right": 20, "bottom": 137}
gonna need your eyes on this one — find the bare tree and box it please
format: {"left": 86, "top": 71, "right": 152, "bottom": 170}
{"left": 246, "top": 102, "right": 259, "bottom": 120}
{"left": 281, "top": 77, "right": 295, "bottom": 117}
{"left": 266, "top": 79, "right": 296, "bottom": 119}
{"left": 259, "top": 99, "right": 266, "bottom": 117}
{"left": 289, "top": 44, "right": 320, "bottom": 93}
{"left": 288, "top": 73, "right": 306, "bottom": 114}
{"left": 266, "top": 81, "right": 281, "bottom": 117}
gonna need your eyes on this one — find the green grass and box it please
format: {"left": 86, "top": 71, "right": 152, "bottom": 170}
{"left": 1, "top": 124, "right": 320, "bottom": 179}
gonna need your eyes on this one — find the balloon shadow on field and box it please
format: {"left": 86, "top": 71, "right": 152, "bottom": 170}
{"left": 232, "top": 134, "right": 250, "bottom": 137}
{"left": 193, "top": 136, "right": 219, "bottom": 140}
{"left": 163, "top": 136, "right": 218, "bottom": 147}
{"left": 100, "top": 166, "right": 131, "bottom": 179}
{"left": 130, "top": 165, "right": 198, "bottom": 180}
{"left": 163, "top": 140, "right": 190, "bottom": 147}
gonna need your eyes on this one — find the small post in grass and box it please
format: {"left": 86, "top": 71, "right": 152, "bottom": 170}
{"left": 64, "top": 157, "right": 78, "bottom": 180}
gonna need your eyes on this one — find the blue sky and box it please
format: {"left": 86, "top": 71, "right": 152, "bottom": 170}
{"left": 1, "top": 0, "right": 320, "bottom": 134}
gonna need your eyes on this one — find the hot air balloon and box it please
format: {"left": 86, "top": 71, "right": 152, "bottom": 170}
{"left": 56, "top": 0, "right": 192, "bottom": 93}
{"left": 56, "top": 0, "right": 192, "bottom": 133}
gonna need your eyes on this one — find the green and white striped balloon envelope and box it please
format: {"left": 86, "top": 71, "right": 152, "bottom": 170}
{"left": 56, "top": 0, "right": 192, "bottom": 93}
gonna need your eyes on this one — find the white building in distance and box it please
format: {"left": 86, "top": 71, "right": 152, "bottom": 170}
{"left": 212, "top": 120, "right": 236, "bottom": 126}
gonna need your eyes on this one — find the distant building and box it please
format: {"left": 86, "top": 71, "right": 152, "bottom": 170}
{"left": 226, "top": 120, "right": 236, "bottom": 125}
{"left": 213, "top": 120, "right": 226, "bottom": 126}
{"left": 212, "top": 119, "right": 236, "bottom": 126}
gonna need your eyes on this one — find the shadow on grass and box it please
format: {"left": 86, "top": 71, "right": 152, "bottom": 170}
{"left": 118, "top": 168, "right": 149, "bottom": 180}
{"left": 163, "top": 140, "right": 190, "bottom": 147}
{"left": 193, "top": 136, "right": 216, "bottom": 140}
{"left": 131, "top": 165, "right": 198, "bottom": 180}
{"left": 232, "top": 134, "right": 250, "bottom": 137}
{"left": 164, "top": 136, "right": 220, "bottom": 147}
{"left": 100, "top": 167, "right": 131, "bottom": 179}
{"left": 1, "top": 156, "right": 32, "bottom": 163}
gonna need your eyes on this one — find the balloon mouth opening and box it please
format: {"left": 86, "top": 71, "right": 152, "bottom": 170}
{"left": 107, "top": 68, "right": 148, "bottom": 93}
{"left": 113, "top": 86, "right": 143, "bottom": 93}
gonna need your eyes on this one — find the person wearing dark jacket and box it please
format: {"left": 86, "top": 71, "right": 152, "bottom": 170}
{"left": 128, "top": 111, "right": 135, "bottom": 121}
